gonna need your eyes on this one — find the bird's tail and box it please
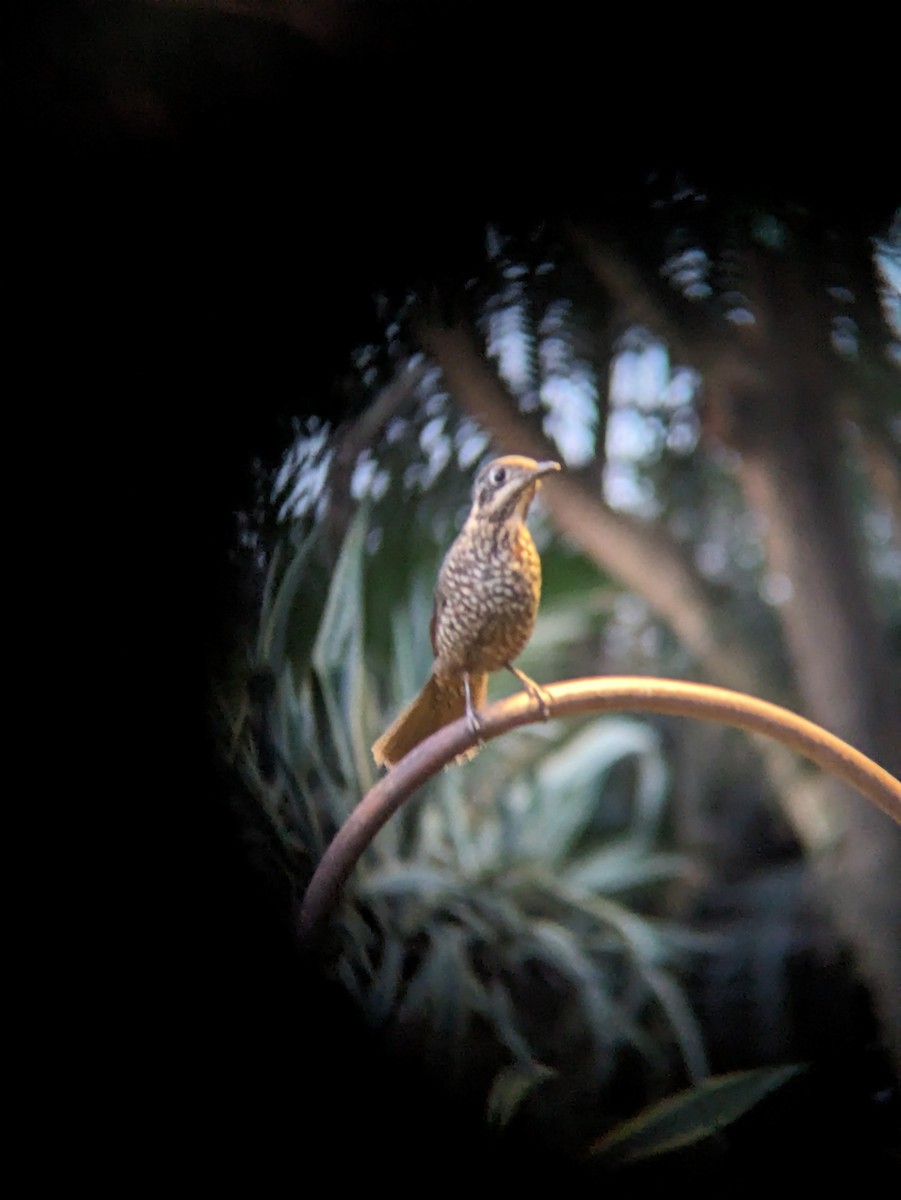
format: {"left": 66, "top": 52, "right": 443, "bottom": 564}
{"left": 371, "top": 671, "right": 488, "bottom": 769}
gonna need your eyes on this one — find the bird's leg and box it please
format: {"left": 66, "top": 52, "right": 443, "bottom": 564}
{"left": 506, "top": 664, "right": 552, "bottom": 721}
{"left": 462, "top": 671, "right": 483, "bottom": 736}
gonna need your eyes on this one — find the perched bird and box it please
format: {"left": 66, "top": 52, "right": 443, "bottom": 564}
{"left": 371, "top": 454, "right": 560, "bottom": 768}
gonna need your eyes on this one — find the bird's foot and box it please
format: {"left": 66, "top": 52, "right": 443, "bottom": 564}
{"left": 507, "top": 665, "right": 553, "bottom": 721}
{"left": 463, "top": 673, "right": 484, "bottom": 738}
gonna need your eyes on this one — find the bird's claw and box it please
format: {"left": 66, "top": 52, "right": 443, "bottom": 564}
{"left": 463, "top": 673, "right": 484, "bottom": 742}
{"left": 507, "top": 665, "right": 553, "bottom": 721}
{"left": 519, "top": 677, "right": 552, "bottom": 721}
{"left": 530, "top": 683, "right": 553, "bottom": 722}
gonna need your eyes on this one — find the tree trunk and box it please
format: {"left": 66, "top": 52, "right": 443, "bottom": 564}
{"left": 706, "top": 251, "right": 901, "bottom": 1067}
{"left": 728, "top": 386, "right": 901, "bottom": 1068}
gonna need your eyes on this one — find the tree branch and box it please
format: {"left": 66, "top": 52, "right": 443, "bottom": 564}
{"left": 417, "top": 319, "right": 766, "bottom": 695}
{"left": 325, "top": 358, "right": 430, "bottom": 553}
{"left": 298, "top": 676, "right": 901, "bottom": 938}
{"left": 563, "top": 222, "right": 720, "bottom": 367}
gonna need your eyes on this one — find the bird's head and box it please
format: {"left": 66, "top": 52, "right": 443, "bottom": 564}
{"left": 470, "top": 455, "right": 561, "bottom": 523}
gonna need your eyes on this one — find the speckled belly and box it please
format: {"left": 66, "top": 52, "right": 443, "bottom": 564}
{"left": 432, "top": 526, "right": 542, "bottom": 674}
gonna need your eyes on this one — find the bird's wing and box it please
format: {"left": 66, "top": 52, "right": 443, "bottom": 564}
{"left": 429, "top": 584, "right": 446, "bottom": 657}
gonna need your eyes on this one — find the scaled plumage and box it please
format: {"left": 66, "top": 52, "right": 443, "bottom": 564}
{"left": 372, "top": 455, "right": 560, "bottom": 768}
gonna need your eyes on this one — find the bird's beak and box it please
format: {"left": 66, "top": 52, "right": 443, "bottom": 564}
{"left": 529, "top": 460, "right": 561, "bottom": 490}
{"left": 533, "top": 460, "right": 561, "bottom": 479}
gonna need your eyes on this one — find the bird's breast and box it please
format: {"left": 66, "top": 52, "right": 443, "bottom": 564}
{"left": 432, "top": 522, "right": 542, "bottom": 673}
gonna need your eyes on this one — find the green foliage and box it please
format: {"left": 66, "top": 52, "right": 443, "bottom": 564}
{"left": 590, "top": 1065, "right": 804, "bottom": 1164}
{"left": 219, "top": 173, "right": 896, "bottom": 1172}
{"left": 229, "top": 505, "right": 799, "bottom": 1159}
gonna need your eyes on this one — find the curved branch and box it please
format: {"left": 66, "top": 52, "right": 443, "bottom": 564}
{"left": 298, "top": 676, "right": 901, "bottom": 938}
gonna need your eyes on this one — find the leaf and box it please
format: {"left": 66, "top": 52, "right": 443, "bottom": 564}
{"left": 312, "top": 505, "right": 372, "bottom": 786}
{"left": 487, "top": 1061, "right": 556, "bottom": 1128}
{"left": 312, "top": 505, "right": 369, "bottom": 676}
{"left": 520, "top": 717, "right": 669, "bottom": 864}
{"left": 396, "top": 925, "right": 484, "bottom": 1056}
{"left": 525, "top": 920, "right": 661, "bottom": 1066}
{"left": 590, "top": 1065, "right": 804, "bottom": 1163}
{"left": 636, "top": 961, "right": 709, "bottom": 1083}
{"left": 480, "top": 979, "right": 541, "bottom": 1065}
{"left": 567, "top": 844, "right": 690, "bottom": 894}
{"left": 365, "top": 935, "right": 407, "bottom": 1025}
{"left": 258, "top": 532, "right": 319, "bottom": 671}
{"left": 361, "top": 863, "right": 460, "bottom": 899}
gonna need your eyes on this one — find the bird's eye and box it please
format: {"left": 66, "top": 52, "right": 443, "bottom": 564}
{"left": 490, "top": 466, "right": 507, "bottom": 486}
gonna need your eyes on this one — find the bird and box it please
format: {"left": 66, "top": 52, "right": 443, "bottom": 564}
{"left": 371, "top": 454, "right": 561, "bottom": 768}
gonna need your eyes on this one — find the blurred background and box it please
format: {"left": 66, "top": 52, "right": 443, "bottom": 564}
{"left": 26, "top": 1, "right": 899, "bottom": 1184}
